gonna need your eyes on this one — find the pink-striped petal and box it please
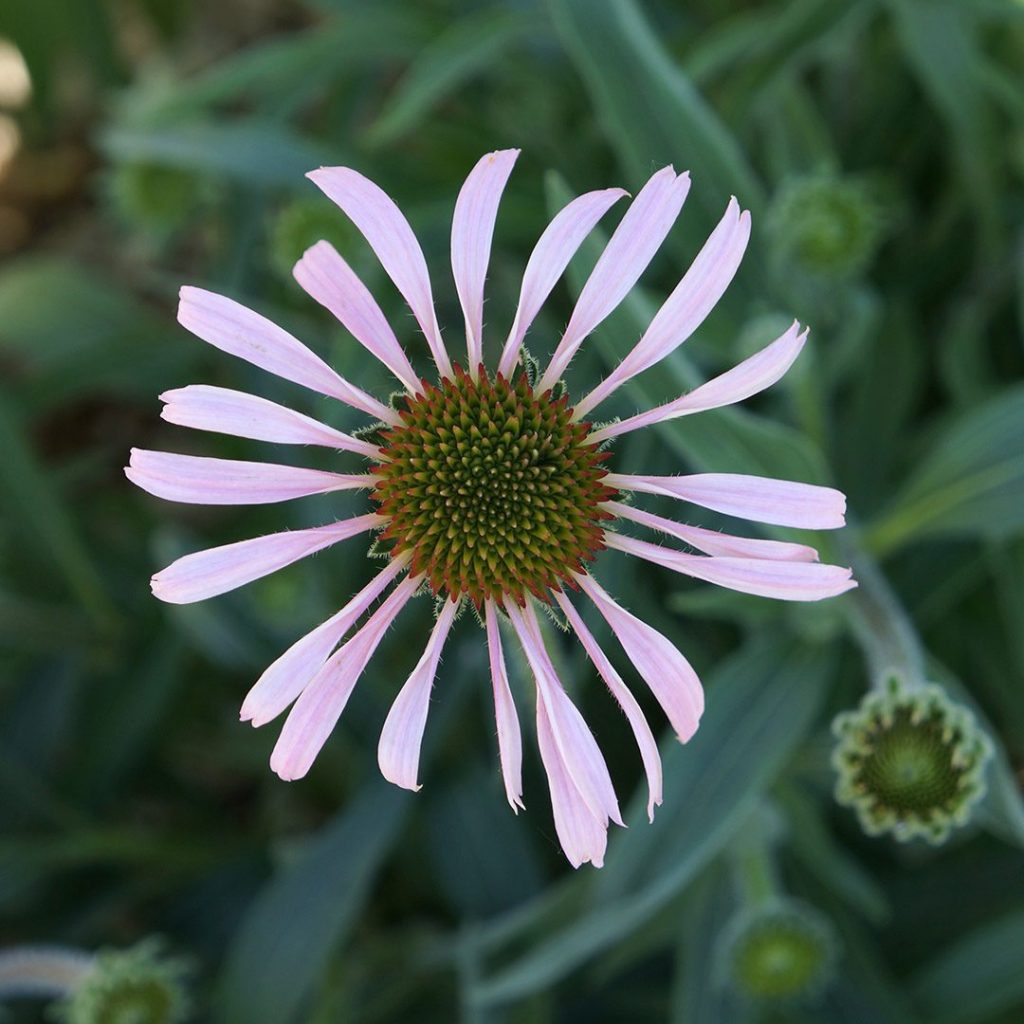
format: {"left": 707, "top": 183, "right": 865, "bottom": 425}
{"left": 378, "top": 597, "right": 458, "bottom": 790}
{"left": 607, "top": 533, "right": 857, "bottom": 601}
{"left": 241, "top": 555, "right": 410, "bottom": 727}
{"left": 307, "top": 167, "right": 452, "bottom": 377}
{"left": 451, "top": 149, "right": 519, "bottom": 371}
{"left": 554, "top": 591, "right": 663, "bottom": 822}
{"left": 293, "top": 241, "right": 419, "bottom": 392}
{"left": 539, "top": 168, "right": 691, "bottom": 392}
{"left": 590, "top": 322, "right": 806, "bottom": 442}
{"left": 536, "top": 698, "right": 609, "bottom": 869}
{"left": 577, "top": 199, "right": 751, "bottom": 416}
{"left": 485, "top": 601, "right": 524, "bottom": 811}
{"left": 507, "top": 601, "right": 622, "bottom": 827}
{"left": 270, "top": 573, "right": 421, "bottom": 780}
{"left": 151, "top": 513, "right": 380, "bottom": 605}
{"left": 159, "top": 385, "right": 380, "bottom": 457}
{"left": 127, "top": 449, "right": 373, "bottom": 506}
{"left": 177, "top": 287, "right": 395, "bottom": 422}
{"left": 606, "top": 501, "right": 818, "bottom": 562}
{"left": 575, "top": 573, "right": 703, "bottom": 743}
{"left": 497, "top": 187, "right": 628, "bottom": 377}
{"left": 606, "top": 472, "right": 847, "bottom": 530}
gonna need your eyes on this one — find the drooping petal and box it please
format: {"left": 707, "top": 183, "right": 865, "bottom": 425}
{"left": 497, "top": 187, "right": 627, "bottom": 377}
{"left": 485, "top": 601, "right": 524, "bottom": 811}
{"left": 307, "top": 167, "right": 452, "bottom": 377}
{"left": 606, "top": 472, "right": 847, "bottom": 530}
{"left": 270, "top": 573, "right": 421, "bottom": 780}
{"left": 575, "top": 573, "right": 703, "bottom": 743}
{"left": 151, "top": 513, "right": 380, "bottom": 605}
{"left": 378, "top": 597, "right": 458, "bottom": 791}
{"left": 451, "top": 149, "right": 519, "bottom": 371}
{"left": 554, "top": 591, "right": 662, "bottom": 822}
{"left": 293, "top": 241, "right": 419, "bottom": 392}
{"left": 126, "top": 449, "right": 374, "bottom": 506}
{"left": 177, "top": 287, "right": 395, "bottom": 422}
{"left": 607, "top": 533, "right": 857, "bottom": 601}
{"left": 241, "top": 554, "right": 410, "bottom": 727}
{"left": 539, "top": 168, "right": 691, "bottom": 391}
{"left": 159, "top": 385, "right": 380, "bottom": 457}
{"left": 506, "top": 601, "right": 622, "bottom": 827}
{"left": 606, "top": 500, "right": 818, "bottom": 562}
{"left": 536, "top": 697, "right": 609, "bottom": 869}
{"left": 576, "top": 199, "right": 751, "bottom": 416}
{"left": 590, "top": 322, "right": 806, "bottom": 442}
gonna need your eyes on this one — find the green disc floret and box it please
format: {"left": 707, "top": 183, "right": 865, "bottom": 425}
{"left": 372, "top": 365, "right": 615, "bottom": 607}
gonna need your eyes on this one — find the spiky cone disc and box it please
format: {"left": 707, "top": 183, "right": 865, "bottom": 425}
{"left": 372, "top": 365, "right": 616, "bottom": 607}
{"left": 50, "top": 940, "right": 191, "bottom": 1024}
{"left": 832, "top": 675, "right": 993, "bottom": 844}
{"left": 718, "top": 899, "right": 838, "bottom": 1004}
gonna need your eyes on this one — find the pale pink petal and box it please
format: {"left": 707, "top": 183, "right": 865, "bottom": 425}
{"left": 554, "top": 591, "right": 663, "bottom": 822}
{"left": 451, "top": 149, "right": 519, "bottom": 371}
{"left": 607, "top": 534, "right": 857, "bottom": 601}
{"left": 270, "top": 573, "right": 421, "bottom": 780}
{"left": 606, "top": 501, "right": 818, "bottom": 562}
{"left": 539, "top": 168, "right": 691, "bottom": 392}
{"left": 126, "top": 449, "right": 373, "bottom": 506}
{"left": 497, "top": 187, "right": 628, "bottom": 378}
{"left": 536, "top": 698, "right": 608, "bottom": 869}
{"left": 506, "top": 602, "right": 622, "bottom": 827}
{"left": 575, "top": 573, "right": 703, "bottom": 742}
{"left": 485, "top": 601, "right": 524, "bottom": 811}
{"left": 241, "top": 554, "right": 410, "bottom": 727}
{"left": 378, "top": 597, "right": 458, "bottom": 791}
{"left": 307, "top": 167, "right": 452, "bottom": 377}
{"left": 177, "top": 287, "right": 395, "bottom": 422}
{"left": 159, "top": 385, "right": 380, "bottom": 457}
{"left": 590, "top": 322, "right": 806, "bottom": 442}
{"left": 151, "top": 513, "right": 380, "bottom": 605}
{"left": 293, "top": 242, "right": 419, "bottom": 392}
{"left": 606, "top": 472, "right": 847, "bottom": 530}
{"left": 577, "top": 199, "right": 751, "bottom": 416}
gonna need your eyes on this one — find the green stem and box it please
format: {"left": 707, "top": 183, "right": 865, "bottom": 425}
{"left": 841, "top": 532, "right": 926, "bottom": 691}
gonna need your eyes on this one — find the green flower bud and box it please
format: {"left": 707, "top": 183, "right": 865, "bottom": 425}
{"left": 832, "top": 676, "right": 993, "bottom": 844}
{"left": 50, "top": 940, "right": 190, "bottom": 1024}
{"left": 268, "top": 197, "right": 360, "bottom": 282}
{"left": 109, "top": 163, "right": 199, "bottom": 236}
{"left": 719, "top": 899, "right": 837, "bottom": 1004}
{"left": 768, "top": 174, "right": 886, "bottom": 280}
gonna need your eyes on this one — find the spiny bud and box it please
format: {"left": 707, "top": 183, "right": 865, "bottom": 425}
{"left": 768, "top": 174, "right": 886, "bottom": 280}
{"left": 832, "top": 676, "right": 992, "bottom": 844}
{"left": 718, "top": 900, "right": 837, "bottom": 1004}
{"left": 268, "top": 197, "right": 360, "bottom": 282}
{"left": 49, "top": 940, "right": 190, "bottom": 1024}
{"left": 109, "top": 164, "right": 199, "bottom": 236}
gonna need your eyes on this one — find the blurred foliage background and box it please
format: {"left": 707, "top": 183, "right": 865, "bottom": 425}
{"left": 1, "top": 0, "right": 1023, "bottom": 1021}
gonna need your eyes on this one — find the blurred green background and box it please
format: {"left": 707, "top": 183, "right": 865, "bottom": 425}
{"left": 1, "top": 0, "right": 1023, "bottom": 1021}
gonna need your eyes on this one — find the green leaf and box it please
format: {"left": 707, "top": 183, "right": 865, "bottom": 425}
{"left": 217, "top": 784, "right": 409, "bottom": 1024}
{"left": 368, "top": 8, "right": 535, "bottom": 146}
{"left": 547, "top": 0, "right": 765, "bottom": 236}
{"left": 0, "top": 388, "right": 114, "bottom": 624}
{"left": 866, "top": 385, "right": 1024, "bottom": 553}
{"left": 101, "top": 119, "right": 333, "bottom": 190}
{"left": 912, "top": 906, "right": 1024, "bottom": 1024}
{"left": 473, "top": 636, "right": 834, "bottom": 1006}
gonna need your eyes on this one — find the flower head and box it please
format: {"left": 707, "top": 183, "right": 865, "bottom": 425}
{"left": 718, "top": 900, "right": 837, "bottom": 1004}
{"left": 128, "top": 150, "right": 854, "bottom": 867}
{"left": 832, "top": 675, "right": 992, "bottom": 843}
{"left": 50, "top": 940, "right": 190, "bottom": 1024}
